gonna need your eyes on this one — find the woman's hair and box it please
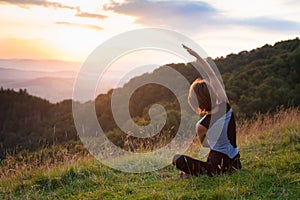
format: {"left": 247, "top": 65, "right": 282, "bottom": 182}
{"left": 188, "top": 79, "right": 217, "bottom": 114}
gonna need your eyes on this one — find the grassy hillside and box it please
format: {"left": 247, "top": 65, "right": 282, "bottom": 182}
{"left": 1, "top": 108, "right": 299, "bottom": 199}
{"left": 0, "top": 38, "right": 299, "bottom": 199}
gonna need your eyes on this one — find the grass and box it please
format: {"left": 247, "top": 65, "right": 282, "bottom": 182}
{"left": 0, "top": 108, "right": 299, "bottom": 199}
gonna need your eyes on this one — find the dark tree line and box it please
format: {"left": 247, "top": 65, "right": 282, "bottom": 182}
{"left": 0, "top": 89, "right": 77, "bottom": 159}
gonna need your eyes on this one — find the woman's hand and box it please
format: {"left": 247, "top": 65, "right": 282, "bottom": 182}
{"left": 182, "top": 44, "right": 201, "bottom": 60}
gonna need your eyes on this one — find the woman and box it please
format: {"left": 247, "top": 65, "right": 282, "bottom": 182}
{"left": 172, "top": 44, "right": 241, "bottom": 178}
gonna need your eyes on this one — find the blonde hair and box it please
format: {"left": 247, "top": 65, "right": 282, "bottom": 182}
{"left": 188, "top": 79, "right": 217, "bottom": 114}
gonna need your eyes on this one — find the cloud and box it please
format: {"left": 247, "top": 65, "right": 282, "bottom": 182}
{"left": 104, "top": 0, "right": 300, "bottom": 32}
{"left": 235, "top": 17, "right": 300, "bottom": 32}
{"left": 104, "top": 0, "right": 220, "bottom": 30}
{"left": 75, "top": 11, "right": 107, "bottom": 20}
{"left": 0, "top": 0, "right": 78, "bottom": 10}
{"left": 0, "top": 0, "right": 108, "bottom": 20}
{"left": 55, "top": 21, "right": 104, "bottom": 31}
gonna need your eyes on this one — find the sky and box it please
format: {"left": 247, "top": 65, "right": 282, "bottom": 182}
{"left": 0, "top": 0, "right": 299, "bottom": 62}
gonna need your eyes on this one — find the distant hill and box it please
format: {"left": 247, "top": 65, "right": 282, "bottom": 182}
{"left": 0, "top": 59, "right": 159, "bottom": 103}
{"left": 5, "top": 77, "right": 75, "bottom": 103}
{"left": 0, "top": 68, "right": 77, "bottom": 102}
{"left": 0, "top": 38, "right": 299, "bottom": 157}
{"left": 0, "top": 67, "right": 76, "bottom": 79}
{"left": 0, "top": 59, "right": 79, "bottom": 103}
{"left": 0, "top": 59, "right": 80, "bottom": 72}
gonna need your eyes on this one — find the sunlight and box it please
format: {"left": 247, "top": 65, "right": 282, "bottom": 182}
{"left": 0, "top": 1, "right": 141, "bottom": 61}
{"left": 0, "top": 38, "right": 61, "bottom": 60}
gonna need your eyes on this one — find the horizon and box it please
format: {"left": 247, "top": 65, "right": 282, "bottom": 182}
{"left": 0, "top": 36, "right": 298, "bottom": 63}
{"left": 0, "top": 36, "right": 298, "bottom": 67}
{"left": 0, "top": 37, "right": 299, "bottom": 103}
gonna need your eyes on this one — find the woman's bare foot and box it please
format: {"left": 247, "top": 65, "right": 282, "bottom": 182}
{"left": 179, "top": 172, "right": 192, "bottom": 179}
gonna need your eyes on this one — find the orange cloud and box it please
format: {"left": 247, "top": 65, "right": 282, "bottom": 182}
{"left": 75, "top": 11, "right": 107, "bottom": 20}
{"left": 55, "top": 21, "right": 104, "bottom": 31}
{"left": 0, "top": 0, "right": 78, "bottom": 10}
{"left": 0, "top": 0, "right": 108, "bottom": 20}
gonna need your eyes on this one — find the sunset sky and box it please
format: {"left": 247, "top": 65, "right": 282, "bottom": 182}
{"left": 0, "top": 0, "right": 299, "bottom": 62}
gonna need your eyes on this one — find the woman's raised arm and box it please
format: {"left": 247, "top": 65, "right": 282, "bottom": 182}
{"left": 182, "top": 44, "right": 229, "bottom": 103}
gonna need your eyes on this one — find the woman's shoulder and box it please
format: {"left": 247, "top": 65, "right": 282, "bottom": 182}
{"left": 197, "top": 101, "right": 232, "bottom": 129}
{"left": 218, "top": 100, "right": 231, "bottom": 113}
{"left": 197, "top": 114, "right": 211, "bottom": 129}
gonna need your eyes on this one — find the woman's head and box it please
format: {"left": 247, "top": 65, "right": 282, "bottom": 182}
{"left": 188, "top": 79, "right": 217, "bottom": 114}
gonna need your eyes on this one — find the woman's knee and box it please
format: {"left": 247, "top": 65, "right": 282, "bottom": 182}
{"left": 172, "top": 154, "right": 183, "bottom": 165}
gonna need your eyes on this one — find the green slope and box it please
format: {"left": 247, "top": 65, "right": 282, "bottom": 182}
{"left": 1, "top": 109, "right": 299, "bottom": 199}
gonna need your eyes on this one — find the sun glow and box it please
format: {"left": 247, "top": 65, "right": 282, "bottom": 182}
{"left": 0, "top": 0, "right": 138, "bottom": 62}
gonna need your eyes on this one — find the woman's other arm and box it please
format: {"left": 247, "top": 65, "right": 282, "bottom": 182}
{"left": 196, "top": 124, "right": 209, "bottom": 147}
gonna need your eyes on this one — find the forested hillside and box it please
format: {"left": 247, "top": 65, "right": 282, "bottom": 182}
{"left": 216, "top": 38, "right": 300, "bottom": 115}
{"left": 0, "top": 38, "right": 299, "bottom": 157}
{"left": 0, "top": 88, "right": 77, "bottom": 159}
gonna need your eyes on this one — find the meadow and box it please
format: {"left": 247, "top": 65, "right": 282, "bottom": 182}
{"left": 0, "top": 108, "right": 299, "bottom": 199}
